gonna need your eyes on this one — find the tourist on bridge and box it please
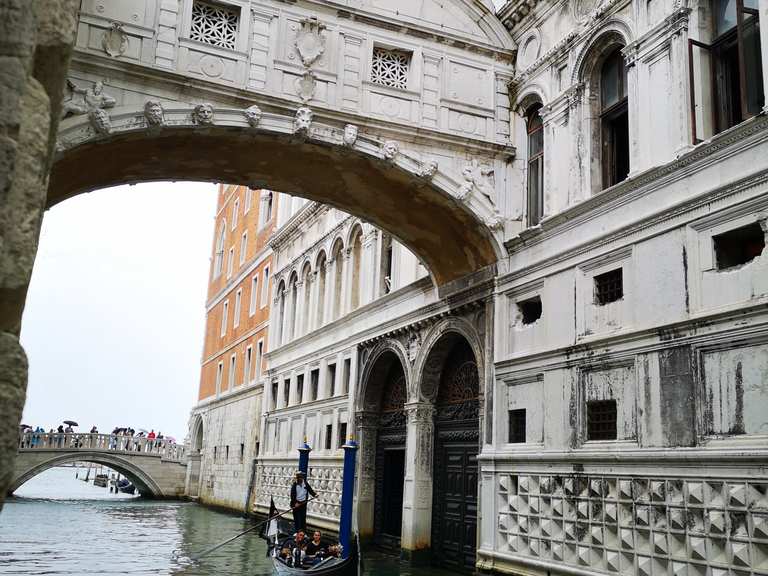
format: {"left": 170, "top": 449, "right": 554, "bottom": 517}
{"left": 289, "top": 470, "right": 316, "bottom": 532}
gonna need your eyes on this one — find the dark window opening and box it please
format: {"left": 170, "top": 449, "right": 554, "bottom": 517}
{"left": 283, "top": 379, "right": 290, "bottom": 406}
{"left": 324, "top": 424, "right": 333, "bottom": 450}
{"left": 296, "top": 374, "right": 304, "bottom": 404}
{"left": 239, "top": 443, "right": 244, "bottom": 463}
{"left": 587, "top": 399, "right": 618, "bottom": 441}
{"left": 508, "top": 409, "right": 527, "bottom": 443}
{"left": 594, "top": 268, "right": 624, "bottom": 305}
{"left": 327, "top": 364, "right": 337, "bottom": 396}
{"left": 713, "top": 222, "right": 765, "bottom": 269}
{"left": 310, "top": 369, "right": 319, "bottom": 401}
{"left": 527, "top": 104, "right": 545, "bottom": 226}
{"left": 342, "top": 358, "right": 351, "bottom": 395}
{"left": 600, "top": 48, "right": 630, "bottom": 188}
{"left": 689, "top": 1, "right": 764, "bottom": 140}
{"left": 338, "top": 423, "right": 347, "bottom": 448}
{"left": 518, "top": 296, "right": 543, "bottom": 325}
{"left": 225, "top": 445, "right": 229, "bottom": 461}
{"left": 271, "top": 382, "right": 278, "bottom": 410}
{"left": 255, "top": 441, "right": 260, "bottom": 456}
{"left": 213, "top": 446, "right": 217, "bottom": 461}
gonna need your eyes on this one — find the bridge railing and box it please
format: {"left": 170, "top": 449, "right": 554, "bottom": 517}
{"left": 18, "top": 433, "right": 186, "bottom": 461}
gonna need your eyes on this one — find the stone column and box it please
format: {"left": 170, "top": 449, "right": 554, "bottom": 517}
{"left": 326, "top": 257, "right": 337, "bottom": 321}
{"left": 400, "top": 402, "right": 435, "bottom": 562}
{"left": 340, "top": 250, "right": 351, "bottom": 317}
{"left": 308, "top": 271, "right": 319, "bottom": 333}
{"left": 354, "top": 411, "right": 379, "bottom": 541}
{"left": 294, "top": 280, "right": 304, "bottom": 339}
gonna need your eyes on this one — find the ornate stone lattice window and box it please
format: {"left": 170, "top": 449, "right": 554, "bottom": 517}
{"left": 190, "top": 1, "right": 239, "bottom": 50}
{"left": 370, "top": 48, "right": 410, "bottom": 89}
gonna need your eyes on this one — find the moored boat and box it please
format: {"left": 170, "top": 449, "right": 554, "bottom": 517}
{"left": 270, "top": 535, "right": 357, "bottom": 576}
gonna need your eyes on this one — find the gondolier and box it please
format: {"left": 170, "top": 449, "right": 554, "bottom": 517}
{"left": 290, "top": 470, "right": 316, "bottom": 532}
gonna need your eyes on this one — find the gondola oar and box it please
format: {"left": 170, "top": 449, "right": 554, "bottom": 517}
{"left": 188, "top": 497, "right": 316, "bottom": 561}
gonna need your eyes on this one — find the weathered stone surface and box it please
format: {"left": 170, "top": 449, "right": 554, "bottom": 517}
{"left": 0, "top": 0, "right": 35, "bottom": 59}
{"left": 0, "top": 333, "right": 28, "bottom": 507}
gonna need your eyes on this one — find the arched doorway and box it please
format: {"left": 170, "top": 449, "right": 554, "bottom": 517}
{"left": 422, "top": 333, "right": 480, "bottom": 572}
{"left": 357, "top": 347, "right": 408, "bottom": 551}
{"left": 187, "top": 416, "right": 204, "bottom": 498}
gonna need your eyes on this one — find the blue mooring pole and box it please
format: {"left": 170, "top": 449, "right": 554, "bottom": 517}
{"left": 298, "top": 437, "right": 311, "bottom": 476}
{"left": 339, "top": 439, "right": 358, "bottom": 559}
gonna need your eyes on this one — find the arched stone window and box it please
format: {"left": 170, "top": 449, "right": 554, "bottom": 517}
{"left": 288, "top": 273, "right": 298, "bottom": 342}
{"left": 349, "top": 227, "right": 363, "bottom": 310}
{"left": 331, "top": 240, "right": 344, "bottom": 320}
{"left": 526, "top": 103, "right": 544, "bottom": 226}
{"left": 276, "top": 279, "right": 286, "bottom": 346}
{"left": 315, "top": 252, "right": 327, "bottom": 328}
{"left": 213, "top": 220, "right": 226, "bottom": 277}
{"left": 301, "top": 262, "right": 312, "bottom": 336}
{"left": 599, "top": 47, "right": 630, "bottom": 189}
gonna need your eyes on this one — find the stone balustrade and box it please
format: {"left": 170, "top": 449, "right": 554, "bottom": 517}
{"left": 17, "top": 433, "right": 185, "bottom": 462}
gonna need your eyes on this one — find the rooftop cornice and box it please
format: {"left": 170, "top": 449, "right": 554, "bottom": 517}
{"left": 497, "top": 0, "right": 544, "bottom": 33}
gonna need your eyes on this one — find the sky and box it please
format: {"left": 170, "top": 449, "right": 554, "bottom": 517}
{"left": 19, "top": 183, "right": 218, "bottom": 440}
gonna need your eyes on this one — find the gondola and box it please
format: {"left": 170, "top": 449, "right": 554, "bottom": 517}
{"left": 116, "top": 478, "right": 136, "bottom": 495}
{"left": 270, "top": 534, "right": 358, "bottom": 576}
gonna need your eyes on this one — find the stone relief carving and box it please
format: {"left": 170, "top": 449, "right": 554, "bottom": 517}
{"left": 88, "top": 108, "right": 112, "bottom": 135}
{"left": 295, "top": 70, "right": 317, "bottom": 103}
{"left": 102, "top": 22, "right": 128, "bottom": 57}
{"left": 458, "top": 159, "right": 497, "bottom": 205}
{"left": 485, "top": 211, "right": 505, "bottom": 231}
{"left": 418, "top": 159, "right": 438, "bottom": 180}
{"left": 244, "top": 104, "right": 262, "bottom": 127}
{"left": 294, "top": 17, "right": 326, "bottom": 68}
{"left": 61, "top": 80, "right": 116, "bottom": 119}
{"left": 294, "top": 106, "right": 313, "bottom": 135}
{"left": 572, "top": 0, "right": 599, "bottom": 23}
{"left": 342, "top": 124, "right": 358, "bottom": 147}
{"left": 192, "top": 103, "right": 214, "bottom": 125}
{"left": 407, "top": 330, "right": 422, "bottom": 364}
{"left": 381, "top": 140, "right": 399, "bottom": 161}
{"left": 143, "top": 100, "right": 164, "bottom": 127}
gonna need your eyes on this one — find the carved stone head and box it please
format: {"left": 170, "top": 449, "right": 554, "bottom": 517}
{"left": 382, "top": 140, "right": 399, "bottom": 161}
{"left": 193, "top": 103, "right": 214, "bottom": 125}
{"left": 88, "top": 108, "right": 111, "bottom": 135}
{"left": 93, "top": 81, "right": 104, "bottom": 95}
{"left": 294, "top": 106, "right": 313, "bottom": 134}
{"left": 342, "top": 124, "right": 358, "bottom": 147}
{"left": 144, "top": 100, "right": 164, "bottom": 126}
{"left": 244, "top": 104, "right": 262, "bottom": 128}
{"left": 419, "top": 159, "right": 438, "bottom": 179}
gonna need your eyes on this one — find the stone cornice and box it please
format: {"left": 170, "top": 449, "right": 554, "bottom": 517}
{"left": 272, "top": 213, "right": 351, "bottom": 281}
{"left": 268, "top": 201, "right": 325, "bottom": 252}
{"left": 193, "top": 380, "right": 265, "bottom": 411}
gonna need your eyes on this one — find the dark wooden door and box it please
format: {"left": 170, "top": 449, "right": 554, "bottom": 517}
{"left": 374, "top": 442, "right": 405, "bottom": 550}
{"left": 432, "top": 438, "right": 478, "bottom": 572}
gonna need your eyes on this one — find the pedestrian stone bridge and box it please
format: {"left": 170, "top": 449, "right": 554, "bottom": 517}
{"left": 10, "top": 434, "right": 188, "bottom": 498}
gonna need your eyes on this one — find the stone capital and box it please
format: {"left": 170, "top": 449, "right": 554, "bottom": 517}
{"left": 405, "top": 402, "right": 435, "bottom": 426}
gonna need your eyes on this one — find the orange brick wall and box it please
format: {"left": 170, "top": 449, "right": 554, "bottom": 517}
{"left": 198, "top": 184, "right": 277, "bottom": 401}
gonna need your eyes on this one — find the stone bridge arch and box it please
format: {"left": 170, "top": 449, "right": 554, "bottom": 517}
{"left": 10, "top": 452, "right": 167, "bottom": 498}
{"left": 51, "top": 105, "right": 504, "bottom": 286}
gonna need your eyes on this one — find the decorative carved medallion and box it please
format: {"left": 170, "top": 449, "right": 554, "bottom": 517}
{"left": 244, "top": 104, "right": 262, "bottom": 127}
{"left": 102, "top": 22, "right": 128, "bottom": 57}
{"left": 381, "top": 140, "right": 399, "bottom": 161}
{"left": 88, "top": 108, "right": 112, "bottom": 135}
{"left": 294, "top": 106, "right": 313, "bottom": 135}
{"left": 342, "top": 124, "right": 358, "bottom": 147}
{"left": 295, "top": 70, "right": 317, "bottom": 103}
{"left": 418, "top": 160, "right": 438, "bottom": 180}
{"left": 61, "top": 80, "right": 116, "bottom": 119}
{"left": 144, "top": 100, "right": 164, "bottom": 126}
{"left": 294, "top": 17, "right": 326, "bottom": 68}
{"left": 572, "top": 0, "right": 598, "bottom": 23}
{"left": 192, "top": 103, "right": 214, "bottom": 125}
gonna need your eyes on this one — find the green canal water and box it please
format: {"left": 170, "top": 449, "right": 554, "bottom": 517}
{"left": 0, "top": 468, "right": 453, "bottom": 576}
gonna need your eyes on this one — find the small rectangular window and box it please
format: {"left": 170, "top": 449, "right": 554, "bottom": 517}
{"left": 244, "top": 346, "right": 252, "bottom": 385}
{"left": 338, "top": 423, "right": 347, "bottom": 448}
{"left": 249, "top": 276, "right": 259, "bottom": 316}
{"left": 310, "top": 369, "right": 319, "bottom": 401}
{"left": 324, "top": 424, "right": 333, "bottom": 450}
{"left": 508, "top": 409, "right": 527, "bottom": 443}
{"left": 233, "top": 289, "right": 242, "bottom": 328}
{"left": 240, "top": 232, "right": 247, "bottom": 265}
{"left": 371, "top": 47, "right": 411, "bottom": 90}
{"left": 713, "top": 222, "right": 765, "bottom": 270}
{"left": 228, "top": 354, "right": 236, "bottom": 390}
{"left": 283, "top": 379, "right": 290, "bottom": 406}
{"left": 260, "top": 267, "right": 270, "bottom": 308}
{"left": 244, "top": 188, "right": 253, "bottom": 213}
{"left": 190, "top": 0, "right": 240, "bottom": 51}
{"left": 342, "top": 358, "right": 351, "bottom": 395}
{"left": 517, "top": 296, "right": 542, "bottom": 325}
{"left": 215, "top": 361, "right": 224, "bottom": 394}
{"left": 213, "top": 446, "right": 217, "bottom": 461}
{"left": 225, "top": 445, "right": 229, "bottom": 461}
{"left": 239, "top": 443, "right": 245, "bottom": 463}
{"left": 221, "top": 300, "right": 229, "bottom": 336}
{"left": 296, "top": 374, "right": 304, "bottom": 404}
{"left": 594, "top": 269, "right": 623, "bottom": 305}
{"left": 256, "top": 341, "right": 264, "bottom": 377}
{"left": 271, "top": 381, "right": 278, "bottom": 410}
{"left": 587, "top": 399, "right": 618, "bottom": 441}
{"left": 327, "top": 363, "right": 337, "bottom": 396}
{"left": 227, "top": 247, "right": 234, "bottom": 277}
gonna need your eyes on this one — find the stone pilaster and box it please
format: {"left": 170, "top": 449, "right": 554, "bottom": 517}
{"left": 400, "top": 402, "right": 435, "bottom": 562}
{"left": 354, "top": 411, "right": 379, "bottom": 540}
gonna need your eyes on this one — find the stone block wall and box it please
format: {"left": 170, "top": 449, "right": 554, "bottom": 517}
{"left": 0, "top": 0, "right": 79, "bottom": 509}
